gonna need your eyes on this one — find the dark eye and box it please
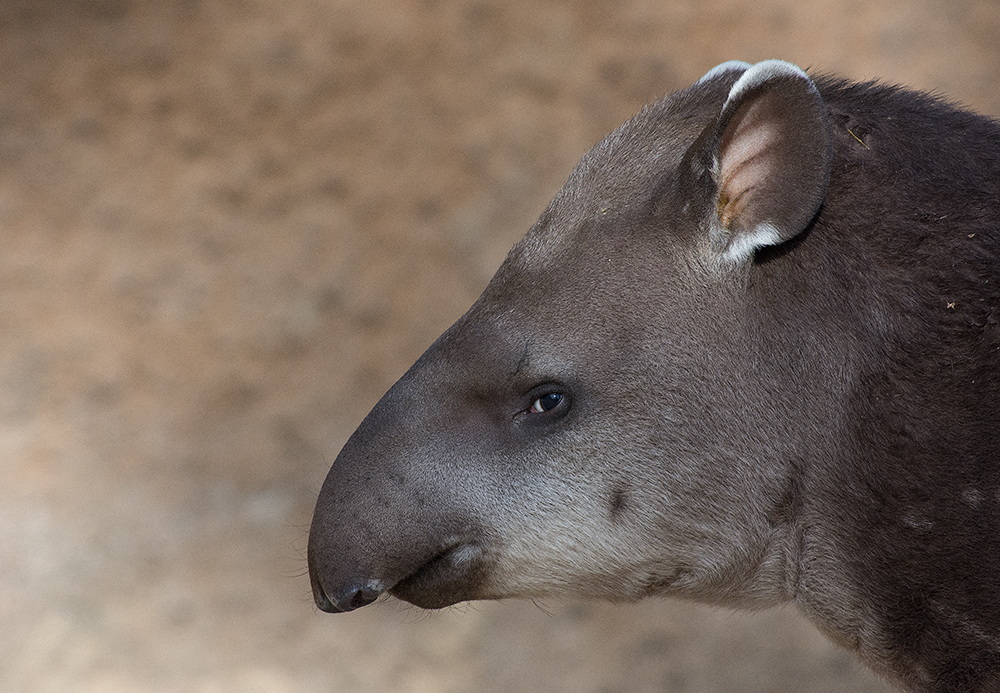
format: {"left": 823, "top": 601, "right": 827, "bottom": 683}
{"left": 528, "top": 392, "right": 564, "bottom": 414}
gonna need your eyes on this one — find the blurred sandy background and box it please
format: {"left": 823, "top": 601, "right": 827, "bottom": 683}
{"left": 2, "top": 1, "right": 998, "bottom": 691}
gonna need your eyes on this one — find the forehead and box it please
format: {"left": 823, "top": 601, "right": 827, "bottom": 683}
{"left": 505, "top": 83, "right": 724, "bottom": 273}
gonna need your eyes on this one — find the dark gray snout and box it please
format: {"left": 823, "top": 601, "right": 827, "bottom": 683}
{"left": 306, "top": 393, "right": 494, "bottom": 613}
{"left": 309, "top": 566, "right": 382, "bottom": 613}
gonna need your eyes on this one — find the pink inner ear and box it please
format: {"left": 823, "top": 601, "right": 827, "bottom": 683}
{"left": 717, "top": 97, "right": 782, "bottom": 231}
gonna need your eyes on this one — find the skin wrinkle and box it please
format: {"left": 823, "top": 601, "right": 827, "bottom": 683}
{"left": 511, "top": 341, "right": 531, "bottom": 380}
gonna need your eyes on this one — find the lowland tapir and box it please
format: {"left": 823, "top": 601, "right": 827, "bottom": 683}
{"left": 308, "top": 60, "right": 1000, "bottom": 692}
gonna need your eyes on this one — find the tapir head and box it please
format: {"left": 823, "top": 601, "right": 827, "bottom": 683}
{"left": 308, "top": 60, "right": 833, "bottom": 613}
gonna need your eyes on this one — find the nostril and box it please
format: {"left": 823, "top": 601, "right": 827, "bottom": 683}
{"left": 348, "top": 585, "right": 379, "bottom": 610}
{"left": 315, "top": 579, "right": 384, "bottom": 613}
{"left": 309, "top": 550, "right": 385, "bottom": 612}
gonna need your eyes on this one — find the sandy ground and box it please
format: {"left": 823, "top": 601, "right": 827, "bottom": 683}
{"left": 2, "top": 1, "right": 999, "bottom": 691}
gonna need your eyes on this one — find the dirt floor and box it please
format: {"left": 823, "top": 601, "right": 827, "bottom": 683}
{"left": 2, "top": 1, "right": 999, "bottom": 691}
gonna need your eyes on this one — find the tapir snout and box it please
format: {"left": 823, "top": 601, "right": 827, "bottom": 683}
{"left": 308, "top": 59, "right": 1000, "bottom": 692}
{"left": 307, "top": 349, "right": 497, "bottom": 612}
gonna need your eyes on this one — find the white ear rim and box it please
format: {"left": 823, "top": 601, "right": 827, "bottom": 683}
{"left": 697, "top": 60, "right": 753, "bottom": 84}
{"left": 723, "top": 60, "right": 814, "bottom": 113}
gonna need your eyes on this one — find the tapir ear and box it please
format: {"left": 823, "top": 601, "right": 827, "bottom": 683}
{"left": 696, "top": 60, "right": 832, "bottom": 262}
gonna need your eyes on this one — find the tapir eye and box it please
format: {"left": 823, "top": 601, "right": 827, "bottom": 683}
{"left": 516, "top": 384, "right": 572, "bottom": 425}
{"left": 528, "top": 392, "right": 564, "bottom": 414}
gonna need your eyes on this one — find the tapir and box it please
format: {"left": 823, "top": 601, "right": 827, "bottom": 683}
{"left": 308, "top": 60, "right": 1000, "bottom": 692}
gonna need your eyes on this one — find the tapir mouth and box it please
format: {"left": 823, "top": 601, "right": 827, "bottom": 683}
{"left": 309, "top": 538, "right": 488, "bottom": 613}
{"left": 389, "top": 541, "right": 487, "bottom": 609}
